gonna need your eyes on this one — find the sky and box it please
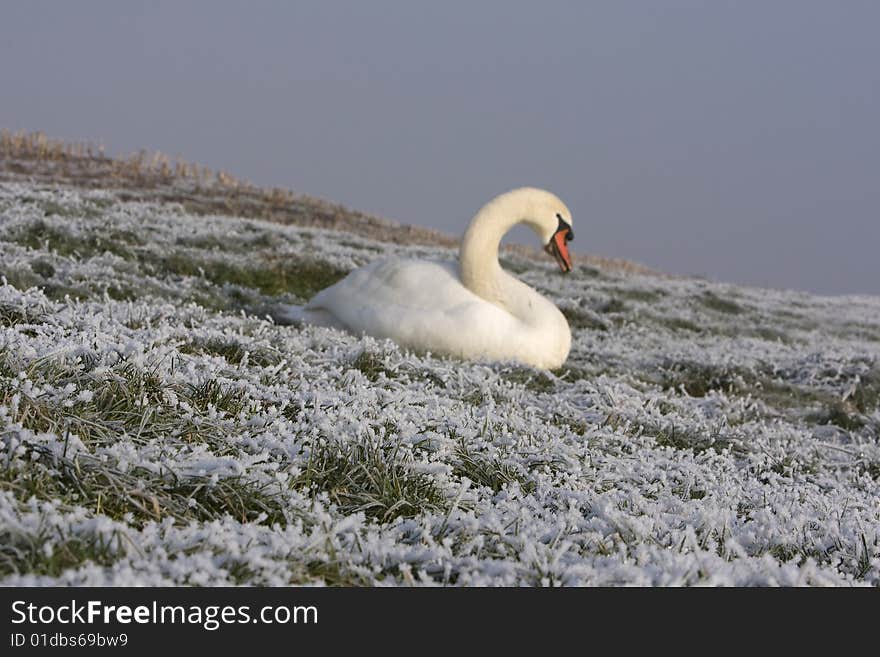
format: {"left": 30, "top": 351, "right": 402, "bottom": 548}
{"left": 1, "top": 1, "right": 878, "bottom": 296}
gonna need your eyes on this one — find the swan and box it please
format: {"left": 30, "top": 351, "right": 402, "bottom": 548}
{"left": 280, "top": 187, "right": 575, "bottom": 369}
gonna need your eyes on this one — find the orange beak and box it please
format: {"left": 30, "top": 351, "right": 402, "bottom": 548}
{"left": 545, "top": 228, "right": 573, "bottom": 273}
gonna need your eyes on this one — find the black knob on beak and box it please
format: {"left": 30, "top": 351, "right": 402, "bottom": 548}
{"left": 555, "top": 213, "right": 573, "bottom": 242}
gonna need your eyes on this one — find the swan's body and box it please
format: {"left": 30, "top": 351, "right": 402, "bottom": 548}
{"left": 282, "top": 188, "right": 575, "bottom": 369}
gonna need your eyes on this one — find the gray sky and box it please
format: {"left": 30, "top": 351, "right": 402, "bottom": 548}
{"left": 2, "top": 1, "right": 878, "bottom": 295}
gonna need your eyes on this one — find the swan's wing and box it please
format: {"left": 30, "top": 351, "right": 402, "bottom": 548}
{"left": 307, "top": 259, "right": 469, "bottom": 310}
{"left": 304, "top": 259, "right": 520, "bottom": 354}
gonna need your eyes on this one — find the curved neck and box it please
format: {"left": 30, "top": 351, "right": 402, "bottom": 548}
{"left": 459, "top": 193, "right": 539, "bottom": 303}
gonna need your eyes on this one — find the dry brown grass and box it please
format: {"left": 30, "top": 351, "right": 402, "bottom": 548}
{"left": 1, "top": 130, "right": 655, "bottom": 275}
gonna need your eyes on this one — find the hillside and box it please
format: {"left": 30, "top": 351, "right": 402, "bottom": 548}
{"left": 1, "top": 138, "right": 879, "bottom": 585}
{"left": 0, "top": 131, "right": 649, "bottom": 275}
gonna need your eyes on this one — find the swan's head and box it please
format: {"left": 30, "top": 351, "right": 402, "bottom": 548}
{"left": 509, "top": 188, "right": 575, "bottom": 273}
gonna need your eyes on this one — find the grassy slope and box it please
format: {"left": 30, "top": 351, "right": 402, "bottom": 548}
{"left": 1, "top": 155, "right": 879, "bottom": 585}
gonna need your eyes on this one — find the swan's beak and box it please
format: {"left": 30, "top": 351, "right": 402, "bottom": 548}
{"left": 545, "top": 226, "right": 573, "bottom": 273}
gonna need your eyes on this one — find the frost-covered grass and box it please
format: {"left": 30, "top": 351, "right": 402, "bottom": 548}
{"left": 1, "top": 182, "right": 878, "bottom": 586}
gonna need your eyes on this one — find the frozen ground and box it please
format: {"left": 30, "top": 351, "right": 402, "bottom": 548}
{"left": 1, "top": 182, "right": 878, "bottom": 585}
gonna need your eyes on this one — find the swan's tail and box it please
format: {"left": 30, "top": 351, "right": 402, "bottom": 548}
{"left": 272, "top": 304, "right": 349, "bottom": 331}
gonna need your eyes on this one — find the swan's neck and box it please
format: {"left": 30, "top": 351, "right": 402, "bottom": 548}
{"left": 459, "top": 194, "right": 538, "bottom": 305}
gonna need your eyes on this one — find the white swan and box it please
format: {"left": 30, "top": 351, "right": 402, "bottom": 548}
{"left": 281, "top": 187, "right": 575, "bottom": 369}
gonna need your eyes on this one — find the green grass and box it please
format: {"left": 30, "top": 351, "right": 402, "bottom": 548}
{"left": 0, "top": 267, "right": 48, "bottom": 296}
{"left": 653, "top": 315, "right": 703, "bottom": 334}
{"left": 847, "top": 366, "right": 880, "bottom": 413}
{"left": 0, "top": 528, "right": 120, "bottom": 578}
{"left": 502, "top": 367, "right": 556, "bottom": 393}
{"left": 0, "top": 301, "right": 46, "bottom": 327}
{"left": 0, "top": 354, "right": 243, "bottom": 451}
{"left": 1, "top": 441, "right": 289, "bottom": 534}
{"left": 142, "top": 250, "right": 348, "bottom": 300}
{"left": 613, "top": 287, "right": 666, "bottom": 302}
{"left": 0, "top": 347, "right": 298, "bottom": 560}
{"left": 400, "top": 365, "right": 446, "bottom": 389}
{"left": 17, "top": 196, "right": 112, "bottom": 221}
{"left": 452, "top": 442, "right": 536, "bottom": 494}
{"left": 293, "top": 439, "right": 446, "bottom": 522}
{"left": 549, "top": 413, "right": 590, "bottom": 436}
{"left": 594, "top": 297, "right": 627, "bottom": 314}
{"left": 183, "top": 378, "right": 248, "bottom": 416}
{"left": 645, "top": 360, "right": 869, "bottom": 432}
{"left": 5, "top": 219, "right": 138, "bottom": 260}
{"left": 560, "top": 306, "right": 609, "bottom": 332}
{"left": 349, "top": 350, "right": 395, "bottom": 382}
{"left": 748, "top": 325, "right": 793, "bottom": 343}
{"left": 179, "top": 336, "right": 282, "bottom": 368}
{"left": 649, "top": 360, "right": 749, "bottom": 398}
{"left": 29, "top": 257, "right": 55, "bottom": 278}
{"left": 807, "top": 400, "right": 866, "bottom": 431}
{"left": 649, "top": 423, "right": 737, "bottom": 454}
{"left": 2, "top": 261, "right": 143, "bottom": 303}
{"left": 697, "top": 291, "right": 744, "bottom": 315}
{"left": 289, "top": 559, "right": 373, "bottom": 586}
{"left": 461, "top": 389, "right": 487, "bottom": 406}
{"left": 3, "top": 219, "right": 348, "bottom": 308}
{"left": 859, "top": 461, "right": 880, "bottom": 481}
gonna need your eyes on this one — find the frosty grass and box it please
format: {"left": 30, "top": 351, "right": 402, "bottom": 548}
{"left": 1, "top": 183, "right": 878, "bottom": 585}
